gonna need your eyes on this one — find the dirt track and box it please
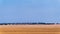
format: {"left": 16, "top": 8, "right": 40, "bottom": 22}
{"left": 0, "top": 25, "right": 60, "bottom": 34}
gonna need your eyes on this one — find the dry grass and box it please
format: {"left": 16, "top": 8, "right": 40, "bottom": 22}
{"left": 0, "top": 25, "right": 60, "bottom": 34}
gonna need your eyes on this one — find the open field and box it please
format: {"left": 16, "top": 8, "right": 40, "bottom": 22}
{"left": 0, "top": 25, "right": 60, "bottom": 34}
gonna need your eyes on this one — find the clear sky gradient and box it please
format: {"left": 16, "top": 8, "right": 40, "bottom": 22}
{"left": 0, "top": 0, "right": 60, "bottom": 23}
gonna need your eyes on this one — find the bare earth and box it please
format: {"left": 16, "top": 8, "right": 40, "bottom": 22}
{"left": 0, "top": 25, "right": 60, "bottom": 34}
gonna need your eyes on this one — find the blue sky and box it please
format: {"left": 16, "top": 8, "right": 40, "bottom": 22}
{"left": 0, "top": 0, "right": 60, "bottom": 23}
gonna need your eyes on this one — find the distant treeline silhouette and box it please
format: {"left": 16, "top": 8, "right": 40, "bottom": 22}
{"left": 0, "top": 22, "right": 55, "bottom": 25}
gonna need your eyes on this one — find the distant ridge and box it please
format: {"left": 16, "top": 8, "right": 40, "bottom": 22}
{"left": 0, "top": 22, "right": 55, "bottom": 25}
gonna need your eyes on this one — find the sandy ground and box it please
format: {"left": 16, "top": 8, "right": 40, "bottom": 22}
{"left": 0, "top": 25, "right": 60, "bottom": 34}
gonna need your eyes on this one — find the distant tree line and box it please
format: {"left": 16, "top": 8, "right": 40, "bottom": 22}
{"left": 0, "top": 22, "right": 55, "bottom": 25}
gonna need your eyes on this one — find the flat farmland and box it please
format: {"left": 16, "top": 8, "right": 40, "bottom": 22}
{"left": 0, "top": 25, "right": 60, "bottom": 34}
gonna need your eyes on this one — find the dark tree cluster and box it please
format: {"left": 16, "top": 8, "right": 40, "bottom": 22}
{"left": 0, "top": 22, "right": 55, "bottom": 25}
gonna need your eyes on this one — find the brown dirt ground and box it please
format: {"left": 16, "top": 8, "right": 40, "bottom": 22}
{"left": 0, "top": 25, "right": 60, "bottom": 34}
